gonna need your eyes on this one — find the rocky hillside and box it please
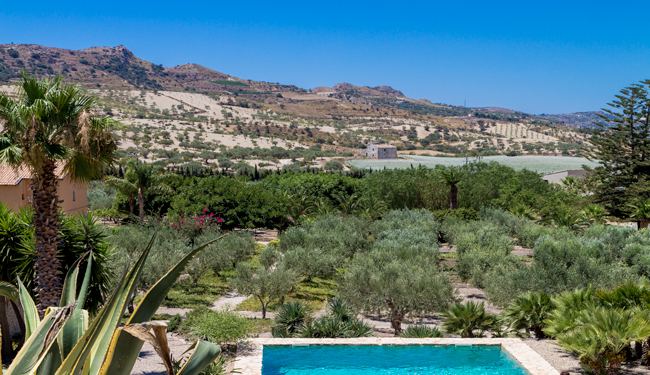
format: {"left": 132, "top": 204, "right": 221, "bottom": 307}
{"left": 0, "top": 44, "right": 593, "bottom": 170}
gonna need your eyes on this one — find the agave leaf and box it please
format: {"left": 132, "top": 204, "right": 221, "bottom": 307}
{"left": 5, "top": 306, "right": 72, "bottom": 375}
{"left": 100, "top": 237, "right": 222, "bottom": 375}
{"left": 36, "top": 341, "right": 62, "bottom": 375}
{"left": 59, "top": 254, "right": 93, "bottom": 358}
{"left": 0, "top": 281, "right": 18, "bottom": 303}
{"left": 60, "top": 254, "right": 82, "bottom": 307}
{"left": 176, "top": 341, "right": 221, "bottom": 375}
{"left": 75, "top": 253, "right": 93, "bottom": 311}
{"left": 57, "top": 309, "right": 89, "bottom": 360}
{"left": 122, "top": 322, "right": 173, "bottom": 375}
{"left": 55, "top": 235, "right": 154, "bottom": 375}
{"left": 17, "top": 278, "right": 39, "bottom": 339}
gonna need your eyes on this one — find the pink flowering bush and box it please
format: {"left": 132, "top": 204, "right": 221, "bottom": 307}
{"left": 171, "top": 208, "right": 224, "bottom": 245}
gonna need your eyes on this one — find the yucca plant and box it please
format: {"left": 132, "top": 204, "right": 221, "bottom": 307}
{"left": 442, "top": 301, "right": 495, "bottom": 338}
{"left": 272, "top": 302, "right": 309, "bottom": 338}
{"left": 504, "top": 292, "right": 553, "bottom": 339}
{"left": 298, "top": 298, "right": 371, "bottom": 338}
{"left": 0, "top": 234, "right": 223, "bottom": 375}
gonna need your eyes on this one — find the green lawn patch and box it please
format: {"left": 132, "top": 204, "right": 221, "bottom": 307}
{"left": 179, "top": 308, "right": 252, "bottom": 344}
{"left": 163, "top": 271, "right": 229, "bottom": 308}
{"left": 237, "top": 277, "right": 337, "bottom": 313}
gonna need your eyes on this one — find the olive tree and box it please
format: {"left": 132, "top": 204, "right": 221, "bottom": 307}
{"left": 280, "top": 214, "right": 371, "bottom": 279}
{"left": 233, "top": 262, "right": 297, "bottom": 319}
{"left": 339, "top": 229, "right": 453, "bottom": 335}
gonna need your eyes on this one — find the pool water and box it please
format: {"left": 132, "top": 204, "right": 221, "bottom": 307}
{"left": 262, "top": 345, "right": 528, "bottom": 375}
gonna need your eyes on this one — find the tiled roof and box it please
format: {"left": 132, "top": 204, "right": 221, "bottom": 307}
{"left": 0, "top": 164, "right": 66, "bottom": 185}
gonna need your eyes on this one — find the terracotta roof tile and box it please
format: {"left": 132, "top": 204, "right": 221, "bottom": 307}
{"left": 0, "top": 164, "right": 66, "bottom": 185}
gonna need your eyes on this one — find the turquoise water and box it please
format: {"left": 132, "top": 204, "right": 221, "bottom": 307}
{"left": 262, "top": 345, "right": 528, "bottom": 375}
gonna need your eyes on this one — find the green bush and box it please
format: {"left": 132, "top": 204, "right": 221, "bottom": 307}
{"left": 444, "top": 220, "right": 516, "bottom": 288}
{"left": 400, "top": 325, "right": 442, "bottom": 338}
{"left": 272, "top": 302, "right": 309, "bottom": 337}
{"left": 503, "top": 292, "right": 553, "bottom": 339}
{"left": 442, "top": 301, "right": 496, "bottom": 338}
{"left": 0, "top": 207, "right": 113, "bottom": 312}
{"left": 280, "top": 214, "right": 371, "bottom": 279}
{"left": 339, "top": 213, "right": 453, "bottom": 335}
{"left": 300, "top": 316, "right": 372, "bottom": 338}
{"left": 556, "top": 307, "right": 650, "bottom": 375}
{"left": 180, "top": 308, "right": 252, "bottom": 344}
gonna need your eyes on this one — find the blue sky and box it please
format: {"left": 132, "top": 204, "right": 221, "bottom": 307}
{"left": 1, "top": 0, "right": 649, "bottom": 113}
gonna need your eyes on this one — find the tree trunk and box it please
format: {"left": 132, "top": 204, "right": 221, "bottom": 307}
{"left": 138, "top": 187, "right": 145, "bottom": 222}
{"left": 260, "top": 299, "right": 267, "bottom": 319}
{"left": 32, "top": 161, "right": 63, "bottom": 314}
{"left": 388, "top": 305, "right": 404, "bottom": 336}
{"left": 0, "top": 297, "right": 13, "bottom": 362}
{"left": 449, "top": 183, "right": 458, "bottom": 209}
{"left": 128, "top": 194, "right": 135, "bottom": 216}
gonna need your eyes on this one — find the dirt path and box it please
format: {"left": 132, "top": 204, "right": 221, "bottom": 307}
{"left": 132, "top": 333, "right": 191, "bottom": 375}
{"left": 212, "top": 292, "right": 248, "bottom": 311}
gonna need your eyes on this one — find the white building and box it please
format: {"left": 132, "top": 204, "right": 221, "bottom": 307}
{"left": 366, "top": 144, "right": 398, "bottom": 159}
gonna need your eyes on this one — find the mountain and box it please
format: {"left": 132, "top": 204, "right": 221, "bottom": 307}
{"left": 0, "top": 44, "right": 593, "bottom": 169}
{"left": 538, "top": 111, "right": 602, "bottom": 129}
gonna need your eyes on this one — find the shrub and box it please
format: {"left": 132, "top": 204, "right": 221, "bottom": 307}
{"left": 232, "top": 262, "right": 298, "bottom": 319}
{"left": 300, "top": 316, "right": 372, "bottom": 338}
{"left": 280, "top": 214, "right": 371, "bottom": 279}
{"left": 0, "top": 208, "right": 113, "bottom": 312}
{"left": 442, "top": 301, "right": 496, "bottom": 338}
{"left": 400, "top": 325, "right": 442, "bottom": 338}
{"left": 272, "top": 302, "right": 309, "bottom": 337}
{"left": 339, "top": 226, "right": 453, "bottom": 335}
{"left": 557, "top": 307, "right": 650, "bottom": 375}
{"left": 503, "top": 292, "right": 553, "bottom": 339}
{"left": 545, "top": 288, "right": 598, "bottom": 338}
{"left": 297, "top": 298, "right": 371, "bottom": 338}
{"left": 180, "top": 308, "right": 252, "bottom": 344}
{"left": 445, "top": 220, "right": 516, "bottom": 288}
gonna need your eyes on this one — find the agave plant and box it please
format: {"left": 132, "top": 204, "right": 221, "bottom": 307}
{"left": 0, "top": 234, "right": 223, "bottom": 375}
{"left": 442, "top": 301, "right": 495, "bottom": 338}
{"left": 503, "top": 292, "right": 553, "bottom": 339}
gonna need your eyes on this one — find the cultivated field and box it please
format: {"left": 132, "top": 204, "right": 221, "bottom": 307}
{"left": 348, "top": 155, "right": 599, "bottom": 174}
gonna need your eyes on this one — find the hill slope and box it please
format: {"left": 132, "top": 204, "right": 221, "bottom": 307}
{"left": 0, "top": 44, "right": 593, "bottom": 170}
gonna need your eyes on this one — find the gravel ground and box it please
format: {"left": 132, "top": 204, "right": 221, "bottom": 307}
{"left": 525, "top": 339, "right": 650, "bottom": 374}
{"left": 131, "top": 333, "right": 191, "bottom": 375}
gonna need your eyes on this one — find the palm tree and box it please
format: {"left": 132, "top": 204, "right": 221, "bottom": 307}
{"left": 442, "top": 301, "right": 495, "bottom": 338}
{"left": 440, "top": 166, "right": 463, "bottom": 209}
{"left": 630, "top": 199, "right": 650, "bottom": 229}
{"left": 504, "top": 291, "right": 553, "bottom": 339}
{"left": 0, "top": 75, "right": 116, "bottom": 311}
{"left": 106, "top": 159, "right": 157, "bottom": 220}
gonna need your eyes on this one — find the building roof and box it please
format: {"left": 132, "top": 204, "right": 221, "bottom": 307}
{"left": 369, "top": 143, "right": 397, "bottom": 148}
{"left": 0, "top": 164, "right": 66, "bottom": 186}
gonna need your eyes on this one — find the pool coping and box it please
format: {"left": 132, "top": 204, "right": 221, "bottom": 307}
{"left": 232, "top": 337, "right": 560, "bottom": 375}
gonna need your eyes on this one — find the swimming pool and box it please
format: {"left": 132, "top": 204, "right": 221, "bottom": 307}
{"left": 262, "top": 344, "right": 527, "bottom": 375}
{"left": 233, "top": 338, "right": 559, "bottom": 375}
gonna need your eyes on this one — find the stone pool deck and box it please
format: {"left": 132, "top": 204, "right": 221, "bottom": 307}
{"left": 233, "top": 337, "right": 560, "bottom": 375}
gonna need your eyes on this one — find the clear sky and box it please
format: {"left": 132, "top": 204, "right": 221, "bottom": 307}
{"left": 1, "top": 0, "right": 649, "bottom": 114}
